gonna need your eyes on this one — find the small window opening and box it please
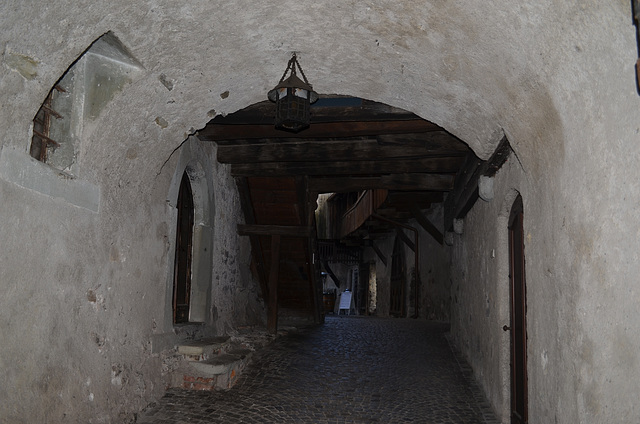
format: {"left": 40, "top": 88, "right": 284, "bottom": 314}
{"left": 29, "top": 31, "right": 143, "bottom": 172}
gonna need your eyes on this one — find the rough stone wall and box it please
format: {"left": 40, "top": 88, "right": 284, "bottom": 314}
{"left": 1, "top": 1, "right": 639, "bottom": 423}
{"left": 449, "top": 158, "right": 528, "bottom": 421}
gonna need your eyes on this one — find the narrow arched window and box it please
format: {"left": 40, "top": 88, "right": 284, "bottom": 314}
{"left": 173, "top": 172, "right": 195, "bottom": 324}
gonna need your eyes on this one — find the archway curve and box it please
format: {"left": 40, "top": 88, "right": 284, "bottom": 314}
{"left": 6, "top": 2, "right": 627, "bottom": 187}
{"left": 165, "top": 137, "right": 215, "bottom": 327}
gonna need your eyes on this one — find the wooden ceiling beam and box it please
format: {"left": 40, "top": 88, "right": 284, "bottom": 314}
{"left": 198, "top": 120, "right": 441, "bottom": 141}
{"left": 237, "top": 224, "right": 314, "bottom": 238}
{"left": 308, "top": 174, "right": 455, "bottom": 193}
{"left": 207, "top": 99, "right": 419, "bottom": 125}
{"left": 231, "top": 157, "right": 465, "bottom": 177}
{"left": 216, "top": 133, "right": 468, "bottom": 164}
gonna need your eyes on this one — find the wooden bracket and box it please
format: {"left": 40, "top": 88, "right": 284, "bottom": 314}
{"left": 395, "top": 228, "right": 416, "bottom": 252}
{"left": 411, "top": 206, "right": 443, "bottom": 245}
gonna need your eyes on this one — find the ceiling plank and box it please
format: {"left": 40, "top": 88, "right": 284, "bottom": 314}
{"left": 209, "top": 99, "right": 419, "bottom": 125}
{"left": 198, "top": 120, "right": 441, "bottom": 141}
{"left": 308, "top": 174, "right": 455, "bottom": 193}
{"left": 216, "top": 134, "right": 468, "bottom": 164}
{"left": 387, "top": 191, "right": 444, "bottom": 203}
{"left": 237, "top": 224, "right": 314, "bottom": 238}
{"left": 231, "top": 157, "right": 466, "bottom": 177}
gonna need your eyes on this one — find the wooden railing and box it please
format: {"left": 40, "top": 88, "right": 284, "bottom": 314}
{"left": 339, "top": 189, "right": 388, "bottom": 238}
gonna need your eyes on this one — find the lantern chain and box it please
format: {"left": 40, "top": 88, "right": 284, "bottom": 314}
{"left": 278, "top": 54, "right": 312, "bottom": 86}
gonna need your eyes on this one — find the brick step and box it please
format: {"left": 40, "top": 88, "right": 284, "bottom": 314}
{"left": 181, "top": 346, "right": 253, "bottom": 391}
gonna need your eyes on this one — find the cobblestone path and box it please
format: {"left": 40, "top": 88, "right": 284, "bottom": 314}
{"left": 138, "top": 317, "right": 499, "bottom": 423}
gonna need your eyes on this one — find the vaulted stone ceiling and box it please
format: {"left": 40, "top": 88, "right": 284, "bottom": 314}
{"left": 2, "top": 1, "right": 631, "bottom": 177}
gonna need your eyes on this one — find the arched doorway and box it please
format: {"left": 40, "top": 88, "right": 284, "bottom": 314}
{"left": 508, "top": 195, "right": 528, "bottom": 423}
{"left": 173, "top": 171, "right": 195, "bottom": 324}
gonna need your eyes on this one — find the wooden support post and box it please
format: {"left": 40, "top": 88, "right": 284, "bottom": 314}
{"left": 235, "top": 177, "right": 268, "bottom": 299}
{"left": 267, "top": 235, "right": 281, "bottom": 334}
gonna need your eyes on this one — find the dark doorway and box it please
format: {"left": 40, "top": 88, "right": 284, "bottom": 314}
{"left": 390, "top": 235, "right": 406, "bottom": 317}
{"left": 173, "top": 172, "right": 195, "bottom": 324}
{"left": 508, "top": 195, "right": 528, "bottom": 423}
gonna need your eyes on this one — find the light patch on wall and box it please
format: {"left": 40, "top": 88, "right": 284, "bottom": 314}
{"left": 159, "top": 73, "right": 174, "bottom": 91}
{"left": 4, "top": 51, "right": 39, "bottom": 80}
{"left": 155, "top": 116, "right": 169, "bottom": 129}
{"left": 83, "top": 33, "right": 144, "bottom": 120}
{"left": 541, "top": 349, "right": 549, "bottom": 372}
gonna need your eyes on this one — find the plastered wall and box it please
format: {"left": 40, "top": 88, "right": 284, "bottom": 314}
{"left": 1, "top": 1, "right": 639, "bottom": 422}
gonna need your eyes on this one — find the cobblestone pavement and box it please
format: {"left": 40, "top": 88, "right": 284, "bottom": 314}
{"left": 137, "top": 316, "right": 500, "bottom": 424}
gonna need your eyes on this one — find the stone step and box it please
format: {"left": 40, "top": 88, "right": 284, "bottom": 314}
{"left": 177, "top": 336, "right": 230, "bottom": 360}
{"left": 189, "top": 351, "right": 252, "bottom": 377}
{"left": 181, "top": 349, "right": 253, "bottom": 391}
{"left": 175, "top": 328, "right": 285, "bottom": 391}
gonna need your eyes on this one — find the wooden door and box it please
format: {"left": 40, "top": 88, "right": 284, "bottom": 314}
{"left": 508, "top": 195, "right": 528, "bottom": 423}
{"left": 173, "top": 172, "right": 194, "bottom": 324}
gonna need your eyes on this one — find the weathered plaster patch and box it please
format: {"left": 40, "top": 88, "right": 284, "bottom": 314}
{"left": 159, "top": 73, "right": 174, "bottom": 91}
{"left": 4, "top": 51, "right": 38, "bottom": 80}
{"left": 155, "top": 116, "right": 169, "bottom": 128}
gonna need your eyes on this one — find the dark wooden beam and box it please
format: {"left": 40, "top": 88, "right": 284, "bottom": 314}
{"left": 484, "top": 137, "right": 512, "bottom": 177}
{"left": 294, "top": 176, "right": 311, "bottom": 226}
{"left": 387, "top": 191, "right": 444, "bottom": 206}
{"left": 231, "top": 156, "right": 466, "bottom": 177}
{"left": 235, "top": 177, "right": 268, "bottom": 298}
{"left": 322, "top": 261, "right": 340, "bottom": 287}
{"left": 267, "top": 235, "right": 281, "bottom": 334}
{"left": 308, "top": 174, "right": 455, "bottom": 193}
{"left": 208, "top": 99, "right": 420, "bottom": 125}
{"left": 237, "top": 224, "right": 313, "bottom": 238}
{"left": 215, "top": 133, "right": 468, "bottom": 163}
{"left": 198, "top": 120, "right": 441, "bottom": 141}
{"left": 375, "top": 132, "right": 469, "bottom": 150}
{"left": 395, "top": 228, "right": 416, "bottom": 252}
{"left": 364, "top": 240, "right": 387, "bottom": 267}
{"left": 444, "top": 137, "right": 512, "bottom": 231}
{"left": 411, "top": 206, "right": 444, "bottom": 245}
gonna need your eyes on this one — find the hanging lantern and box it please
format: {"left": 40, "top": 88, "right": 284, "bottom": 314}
{"left": 268, "top": 54, "right": 318, "bottom": 132}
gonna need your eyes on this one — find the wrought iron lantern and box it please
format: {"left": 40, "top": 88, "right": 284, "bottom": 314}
{"left": 268, "top": 54, "right": 318, "bottom": 132}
